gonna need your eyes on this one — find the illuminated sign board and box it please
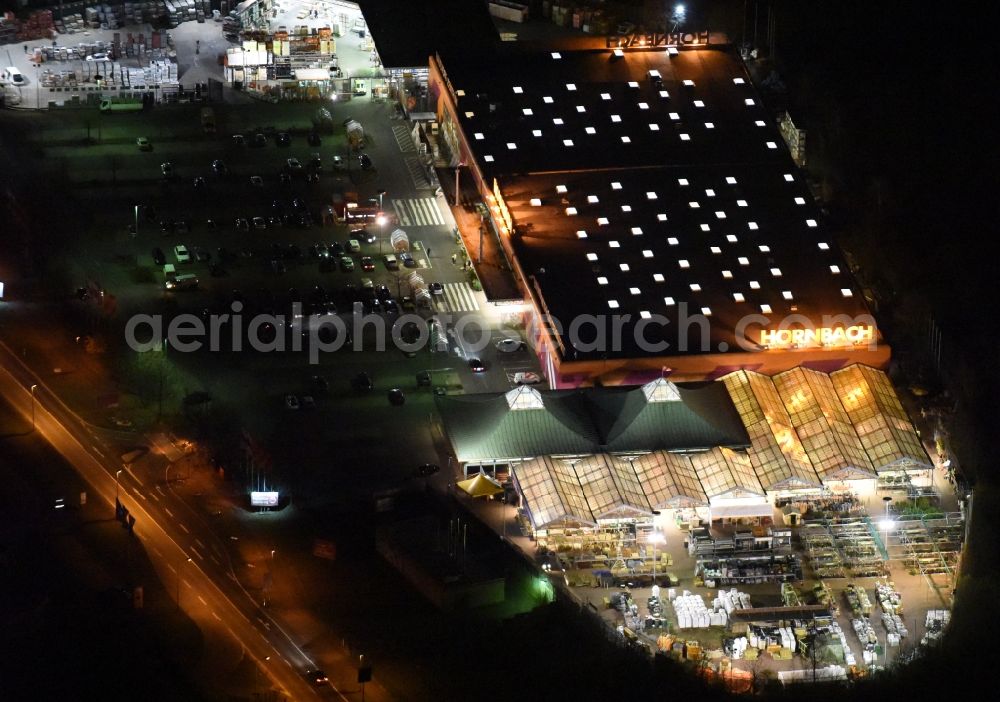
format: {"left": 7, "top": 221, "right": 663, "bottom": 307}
{"left": 606, "top": 30, "right": 710, "bottom": 49}
{"left": 250, "top": 491, "right": 280, "bottom": 507}
{"left": 760, "top": 325, "right": 875, "bottom": 349}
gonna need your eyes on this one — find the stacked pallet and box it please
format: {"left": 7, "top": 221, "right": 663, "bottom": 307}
{"left": 55, "top": 13, "right": 87, "bottom": 35}
{"left": 0, "top": 15, "right": 17, "bottom": 45}
{"left": 10, "top": 8, "right": 56, "bottom": 41}
{"left": 222, "top": 13, "right": 241, "bottom": 41}
{"left": 164, "top": 0, "right": 209, "bottom": 27}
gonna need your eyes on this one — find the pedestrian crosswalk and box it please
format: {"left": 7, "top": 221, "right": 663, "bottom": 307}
{"left": 392, "top": 124, "right": 416, "bottom": 152}
{"left": 438, "top": 282, "right": 480, "bottom": 313}
{"left": 393, "top": 197, "right": 446, "bottom": 227}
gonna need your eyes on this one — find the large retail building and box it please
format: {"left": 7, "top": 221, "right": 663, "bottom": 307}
{"left": 428, "top": 35, "right": 888, "bottom": 387}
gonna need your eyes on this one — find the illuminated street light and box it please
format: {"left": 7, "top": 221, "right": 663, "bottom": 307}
{"left": 30, "top": 383, "right": 38, "bottom": 430}
{"left": 115, "top": 468, "right": 123, "bottom": 503}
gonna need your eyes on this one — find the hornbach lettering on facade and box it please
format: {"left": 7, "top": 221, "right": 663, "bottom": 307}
{"left": 760, "top": 325, "right": 876, "bottom": 349}
{"left": 606, "top": 31, "right": 711, "bottom": 49}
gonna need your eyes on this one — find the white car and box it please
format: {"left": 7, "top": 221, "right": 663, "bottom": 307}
{"left": 136, "top": 136, "right": 151, "bottom": 151}
{"left": 496, "top": 338, "right": 526, "bottom": 352}
{"left": 173, "top": 244, "right": 191, "bottom": 263}
{"left": 286, "top": 157, "right": 303, "bottom": 171}
{"left": 161, "top": 162, "right": 174, "bottom": 178}
{"left": 285, "top": 394, "right": 300, "bottom": 410}
{"left": 252, "top": 216, "right": 267, "bottom": 230}
{"left": 514, "top": 372, "right": 542, "bottom": 385}
{"left": 86, "top": 53, "right": 110, "bottom": 62}
{"left": 249, "top": 175, "right": 264, "bottom": 187}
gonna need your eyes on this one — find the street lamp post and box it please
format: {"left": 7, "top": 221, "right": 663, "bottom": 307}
{"left": 134, "top": 204, "right": 140, "bottom": 238}
{"left": 115, "top": 468, "right": 123, "bottom": 504}
{"left": 376, "top": 214, "right": 387, "bottom": 255}
{"left": 30, "top": 383, "right": 38, "bottom": 430}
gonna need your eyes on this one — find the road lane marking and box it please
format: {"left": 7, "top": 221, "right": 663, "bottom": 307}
{"left": 212, "top": 611, "right": 221, "bottom": 621}
{"left": 179, "top": 523, "right": 190, "bottom": 534}
{"left": 91, "top": 445, "right": 104, "bottom": 457}
{"left": 198, "top": 595, "right": 208, "bottom": 606}
{"left": 192, "top": 545, "right": 204, "bottom": 560}
{"left": 164, "top": 507, "right": 174, "bottom": 518}
{"left": 211, "top": 555, "right": 221, "bottom": 565}
{"left": 195, "top": 539, "right": 206, "bottom": 549}
{"left": 156, "top": 486, "right": 165, "bottom": 496}
{"left": 151, "top": 546, "right": 162, "bottom": 557}
{"left": 150, "top": 491, "right": 160, "bottom": 502}
{"left": 132, "top": 486, "right": 146, "bottom": 500}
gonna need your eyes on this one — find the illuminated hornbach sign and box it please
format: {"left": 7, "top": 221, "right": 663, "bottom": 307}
{"left": 760, "top": 325, "right": 876, "bottom": 349}
{"left": 606, "top": 30, "right": 710, "bottom": 49}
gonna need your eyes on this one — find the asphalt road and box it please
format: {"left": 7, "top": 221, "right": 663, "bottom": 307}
{"left": 0, "top": 339, "right": 359, "bottom": 701}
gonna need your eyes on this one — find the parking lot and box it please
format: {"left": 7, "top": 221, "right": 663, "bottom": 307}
{"left": 2, "top": 97, "right": 540, "bottom": 490}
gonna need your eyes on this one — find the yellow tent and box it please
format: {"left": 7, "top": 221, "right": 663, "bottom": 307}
{"left": 456, "top": 471, "right": 503, "bottom": 498}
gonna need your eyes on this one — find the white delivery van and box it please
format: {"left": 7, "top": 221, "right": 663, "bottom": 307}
{"left": 4, "top": 67, "right": 25, "bottom": 85}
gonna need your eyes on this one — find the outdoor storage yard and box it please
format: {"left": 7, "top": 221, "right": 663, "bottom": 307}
{"left": 545, "top": 482, "right": 962, "bottom": 682}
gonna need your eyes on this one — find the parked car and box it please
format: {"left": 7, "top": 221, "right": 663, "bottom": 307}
{"left": 352, "top": 372, "right": 374, "bottom": 392}
{"left": 339, "top": 256, "right": 355, "bottom": 271}
{"left": 86, "top": 52, "right": 110, "bottom": 62}
{"left": 173, "top": 244, "right": 191, "bottom": 263}
{"left": 276, "top": 132, "right": 291, "bottom": 146}
{"left": 250, "top": 175, "right": 264, "bottom": 187}
{"left": 359, "top": 153, "right": 373, "bottom": 170}
{"left": 286, "top": 157, "right": 303, "bottom": 172}
{"left": 136, "top": 136, "right": 152, "bottom": 151}
{"left": 383, "top": 254, "right": 399, "bottom": 270}
{"left": 400, "top": 252, "right": 416, "bottom": 268}
{"left": 193, "top": 176, "right": 206, "bottom": 190}
{"left": 151, "top": 247, "right": 166, "bottom": 265}
{"left": 310, "top": 376, "right": 330, "bottom": 394}
{"left": 468, "top": 357, "right": 486, "bottom": 372}
{"left": 285, "top": 394, "right": 300, "bottom": 410}
{"left": 235, "top": 217, "right": 250, "bottom": 232}
{"left": 514, "top": 371, "right": 542, "bottom": 385}
{"left": 232, "top": 134, "right": 245, "bottom": 146}
{"left": 417, "top": 463, "right": 440, "bottom": 476}
{"left": 252, "top": 216, "right": 267, "bottom": 230}
{"left": 361, "top": 255, "right": 374, "bottom": 271}
{"left": 160, "top": 162, "right": 174, "bottom": 178}
{"left": 388, "top": 388, "right": 405, "bottom": 406}
{"left": 212, "top": 159, "right": 228, "bottom": 175}
{"left": 496, "top": 338, "right": 526, "bottom": 353}
{"left": 346, "top": 239, "right": 361, "bottom": 253}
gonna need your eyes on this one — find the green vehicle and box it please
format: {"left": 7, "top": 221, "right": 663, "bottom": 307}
{"left": 100, "top": 98, "right": 142, "bottom": 113}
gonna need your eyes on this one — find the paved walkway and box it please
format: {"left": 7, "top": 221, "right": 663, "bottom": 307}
{"left": 437, "top": 166, "right": 522, "bottom": 302}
